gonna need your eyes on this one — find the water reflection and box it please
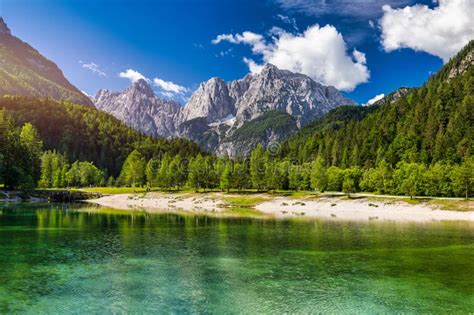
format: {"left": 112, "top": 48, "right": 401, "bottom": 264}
{"left": 0, "top": 203, "right": 473, "bottom": 313}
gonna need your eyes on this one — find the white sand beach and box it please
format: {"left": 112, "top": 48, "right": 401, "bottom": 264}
{"left": 255, "top": 196, "right": 474, "bottom": 222}
{"left": 88, "top": 192, "right": 226, "bottom": 214}
{"left": 87, "top": 192, "right": 474, "bottom": 223}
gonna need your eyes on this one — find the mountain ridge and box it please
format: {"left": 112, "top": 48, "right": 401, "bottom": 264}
{"left": 94, "top": 79, "right": 183, "bottom": 138}
{"left": 0, "top": 17, "right": 93, "bottom": 106}
{"left": 94, "top": 63, "right": 355, "bottom": 157}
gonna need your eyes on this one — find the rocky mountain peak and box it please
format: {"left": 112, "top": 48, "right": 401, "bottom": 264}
{"left": 0, "top": 17, "right": 11, "bottom": 35}
{"left": 207, "top": 77, "right": 225, "bottom": 84}
{"left": 183, "top": 76, "right": 235, "bottom": 123}
{"left": 94, "top": 89, "right": 113, "bottom": 103}
{"left": 93, "top": 64, "right": 354, "bottom": 157}
{"left": 258, "top": 63, "right": 283, "bottom": 79}
{"left": 261, "top": 63, "right": 278, "bottom": 72}
{"left": 127, "top": 79, "right": 155, "bottom": 97}
{"left": 94, "top": 81, "right": 183, "bottom": 138}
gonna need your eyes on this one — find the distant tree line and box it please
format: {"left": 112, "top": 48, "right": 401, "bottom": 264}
{"left": 38, "top": 144, "right": 472, "bottom": 199}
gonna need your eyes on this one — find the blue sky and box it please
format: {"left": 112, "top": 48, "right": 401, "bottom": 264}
{"left": 1, "top": 0, "right": 471, "bottom": 104}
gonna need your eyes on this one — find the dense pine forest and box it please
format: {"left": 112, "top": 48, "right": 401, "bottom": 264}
{"left": 0, "top": 97, "right": 202, "bottom": 189}
{"left": 0, "top": 97, "right": 202, "bottom": 175}
{"left": 280, "top": 41, "right": 473, "bottom": 166}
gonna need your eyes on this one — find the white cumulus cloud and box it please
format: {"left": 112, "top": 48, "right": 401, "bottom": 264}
{"left": 212, "top": 31, "right": 268, "bottom": 54}
{"left": 243, "top": 57, "right": 264, "bottom": 74}
{"left": 119, "top": 69, "right": 148, "bottom": 83}
{"left": 380, "top": 0, "right": 474, "bottom": 62}
{"left": 212, "top": 24, "right": 370, "bottom": 91}
{"left": 365, "top": 93, "right": 385, "bottom": 106}
{"left": 153, "top": 78, "right": 188, "bottom": 94}
{"left": 81, "top": 62, "right": 107, "bottom": 77}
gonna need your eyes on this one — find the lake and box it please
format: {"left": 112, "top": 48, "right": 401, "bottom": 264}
{"left": 0, "top": 203, "right": 473, "bottom": 313}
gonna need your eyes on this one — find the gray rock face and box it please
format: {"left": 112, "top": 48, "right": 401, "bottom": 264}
{"left": 215, "top": 110, "right": 299, "bottom": 158}
{"left": 183, "top": 77, "right": 235, "bottom": 123}
{"left": 371, "top": 87, "right": 412, "bottom": 106}
{"left": 94, "top": 79, "right": 182, "bottom": 138}
{"left": 182, "top": 63, "right": 354, "bottom": 157}
{"left": 93, "top": 64, "right": 355, "bottom": 156}
{"left": 230, "top": 63, "right": 355, "bottom": 128}
{"left": 448, "top": 49, "right": 474, "bottom": 80}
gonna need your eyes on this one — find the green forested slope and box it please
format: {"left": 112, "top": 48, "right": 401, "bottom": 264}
{"left": 228, "top": 110, "right": 297, "bottom": 143}
{"left": 0, "top": 96, "right": 202, "bottom": 177}
{"left": 280, "top": 41, "right": 473, "bottom": 168}
{"left": 0, "top": 18, "right": 93, "bottom": 106}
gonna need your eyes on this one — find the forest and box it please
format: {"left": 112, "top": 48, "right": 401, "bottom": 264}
{"left": 0, "top": 96, "right": 202, "bottom": 177}
{"left": 0, "top": 42, "right": 473, "bottom": 199}
{"left": 29, "top": 143, "right": 472, "bottom": 199}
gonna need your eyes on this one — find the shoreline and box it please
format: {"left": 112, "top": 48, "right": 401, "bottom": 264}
{"left": 87, "top": 192, "right": 474, "bottom": 223}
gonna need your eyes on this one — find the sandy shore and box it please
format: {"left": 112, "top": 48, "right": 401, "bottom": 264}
{"left": 88, "top": 192, "right": 226, "bottom": 214}
{"left": 87, "top": 192, "right": 474, "bottom": 222}
{"left": 256, "top": 196, "right": 474, "bottom": 222}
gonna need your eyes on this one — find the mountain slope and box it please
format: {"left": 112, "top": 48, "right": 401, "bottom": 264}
{"left": 280, "top": 40, "right": 474, "bottom": 167}
{"left": 0, "top": 17, "right": 93, "bottom": 106}
{"left": 217, "top": 110, "right": 298, "bottom": 157}
{"left": 93, "top": 63, "right": 354, "bottom": 156}
{"left": 181, "top": 64, "right": 354, "bottom": 157}
{"left": 231, "top": 64, "right": 355, "bottom": 128}
{"left": 94, "top": 79, "right": 182, "bottom": 138}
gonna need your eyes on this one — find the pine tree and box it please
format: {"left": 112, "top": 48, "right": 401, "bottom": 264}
{"left": 107, "top": 176, "right": 116, "bottom": 187}
{"left": 265, "top": 159, "right": 283, "bottom": 192}
{"left": 203, "top": 156, "right": 217, "bottom": 190}
{"left": 451, "top": 157, "right": 474, "bottom": 199}
{"left": 250, "top": 144, "right": 266, "bottom": 191}
{"left": 169, "top": 154, "right": 187, "bottom": 190}
{"left": 232, "top": 162, "right": 249, "bottom": 191}
{"left": 310, "top": 157, "right": 328, "bottom": 192}
{"left": 20, "top": 123, "right": 43, "bottom": 186}
{"left": 187, "top": 155, "right": 204, "bottom": 192}
{"left": 120, "top": 150, "right": 146, "bottom": 189}
{"left": 158, "top": 153, "right": 172, "bottom": 190}
{"left": 220, "top": 162, "right": 232, "bottom": 192}
{"left": 39, "top": 151, "right": 53, "bottom": 188}
{"left": 146, "top": 158, "right": 160, "bottom": 188}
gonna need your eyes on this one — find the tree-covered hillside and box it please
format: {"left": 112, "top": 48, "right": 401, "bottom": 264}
{"left": 280, "top": 41, "right": 473, "bottom": 168}
{"left": 0, "top": 96, "right": 203, "bottom": 177}
{"left": 0, "top": 18, "right": 93, "bottom": 106}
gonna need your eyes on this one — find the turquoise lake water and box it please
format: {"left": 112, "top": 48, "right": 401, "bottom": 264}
{"left": 0, "top": 203, "right": 473, "bottom": 314}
